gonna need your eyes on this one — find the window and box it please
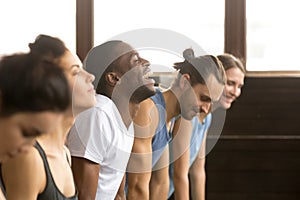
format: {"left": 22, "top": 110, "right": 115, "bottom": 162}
{"left": 247, "top": 0, "right": 300, "bottom": 71}
{"left": 94, "top": 0, "right": 224, "bottom": 72}
{"left": 0, "top": 0, "right": 76, "bottom": 55}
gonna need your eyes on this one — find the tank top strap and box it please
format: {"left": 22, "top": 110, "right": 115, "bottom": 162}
{"left": 150, "top": 88, "right": 166, "bottom": 108}
{"left": 35, "top": 142, "right": 78, "bottom": 200}
{"left": 34, "top": 142, "right": 53, "bottom": 181}
{"left": 0, "top": 164, "right": 6, "bottom": 197}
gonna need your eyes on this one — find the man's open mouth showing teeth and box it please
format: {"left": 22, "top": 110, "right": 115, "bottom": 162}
{"left": 143, "top": 69, "right": 153, "bottom": 79}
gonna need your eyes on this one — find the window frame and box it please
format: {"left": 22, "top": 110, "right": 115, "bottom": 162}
{"left": 76, "top": 0, "right": 93, "bottom": 61}
{"left": 76, "top": 0, "right": 300, "bottom": 77}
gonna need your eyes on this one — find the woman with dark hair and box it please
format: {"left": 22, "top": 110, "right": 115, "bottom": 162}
{"left": 0, "top": 53, "right": 70, "bottom": 163}
{"left": 1, "top": 34, "right": 96, "bottom": 200}
{"left": 0, "top": 52, "right": 70, "bottom": 199}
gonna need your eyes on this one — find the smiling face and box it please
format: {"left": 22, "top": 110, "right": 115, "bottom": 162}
{"left": 219, "top": 67, "right": 245, "bottom": 109}
{"left": 0, "top": 111, "right": 63, "bottom": 163}
{"left": 59, "top": 50, "right": 96, "bottom": 115}
{"left": 180, "top": 74, "right": 224, "bottom": 120}
{"left": 114, "top": 47, "right": 156, "bottom": 104}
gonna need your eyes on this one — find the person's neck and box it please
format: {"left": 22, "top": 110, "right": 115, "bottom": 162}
{"left": 163, "top": 88, "right": 181, "bottom": 122}
{"left": 37, "top": 113, "right": 74, "bottom": 153}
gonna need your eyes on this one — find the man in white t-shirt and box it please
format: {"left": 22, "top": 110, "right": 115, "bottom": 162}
{"left": 67, "top": 41, "right": 156, "bottom": 200}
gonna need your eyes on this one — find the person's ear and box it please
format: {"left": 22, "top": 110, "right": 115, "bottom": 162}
{"left": 105, "top": 72, "right": 120, "bottom": 86}
{"left": 179, "top": 74, "right": 191, "bottom": 90}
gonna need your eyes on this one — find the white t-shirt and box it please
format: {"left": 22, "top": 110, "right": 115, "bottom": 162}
{"left": 67, "top": 94, "right": 134, "bottom": 200}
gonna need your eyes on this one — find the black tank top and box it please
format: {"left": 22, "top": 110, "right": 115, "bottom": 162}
{"left": 0, "top": 164, "right": 6, "bottom": 197}
{"left": 35, "top": 142, "right": 78, "bottom": 200}
{"left": 0, "top": 143, "right": 78, "bottom": 200}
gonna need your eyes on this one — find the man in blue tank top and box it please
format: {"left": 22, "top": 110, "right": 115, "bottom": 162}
{"left": 168, "top": 53, "right": 246, "bottom": 200}
{"left": 126, "top": 48, "right": 226, "bottom": 199}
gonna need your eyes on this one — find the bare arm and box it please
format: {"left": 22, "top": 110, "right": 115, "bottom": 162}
{"left": 150, "top": 145, "right": 170, "bottom": 200}
{"left": 127, "top": 99, "right": 157, "bottom": 200}
{"left": 189, "top": 132, "right": 207, "bottom": 200}
{"left": 2, "top": 148, "right": 45, "bottom": 200}
{"left": 127, "top": 138, "right": 152, "bottom": 200}
{"left": 172, "top": 117, "right": 193, "bottom": 200}
{"left": 71, "top": 157, "right": 100, "bottom": 200}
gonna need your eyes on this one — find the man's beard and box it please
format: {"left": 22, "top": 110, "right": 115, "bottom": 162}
{"left": 130, "top": 85, "right": 156, "bottom": 104}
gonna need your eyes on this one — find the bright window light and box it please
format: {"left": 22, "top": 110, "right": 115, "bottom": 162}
{"left": 0, "top": 0, "right": 76, "bottom": 56}
{"left": 247, "top": 0, "right": 300, "bottom": 71}
{"left": 94, "top": 0, "right": 224, "bottom": 72}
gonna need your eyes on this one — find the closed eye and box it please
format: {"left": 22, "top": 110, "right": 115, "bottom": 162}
{"left": 70, "top": 64, "right": 81, "bottom": 76}
{"left": 200, "top": 95, "right": 212, "bottom": 103}
{"left": 21, "top": 128, "right": 43, "bottom": 138}
{"left": 227, "top": 80, "right": 235, "bottom": 86}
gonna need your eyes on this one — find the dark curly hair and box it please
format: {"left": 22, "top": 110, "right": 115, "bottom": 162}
{"left": 0, "top": 53, "right": 70, "bottom": 117}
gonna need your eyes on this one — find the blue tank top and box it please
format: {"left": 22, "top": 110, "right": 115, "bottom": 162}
{"left": 125, "top": 88, "right": 170, "bottom": 194}
{"left": 168, "top": 114, "right": 212, "bottom": 197}
{"left": 189, "top": 113, "right": 212, "bottom": 164}
{"left": 151, "top": 88, "right": 171, "bottom": 167}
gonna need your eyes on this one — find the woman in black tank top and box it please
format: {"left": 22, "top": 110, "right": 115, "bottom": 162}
{"left": 0, "top": 35, "right": 96, "bottom": 200}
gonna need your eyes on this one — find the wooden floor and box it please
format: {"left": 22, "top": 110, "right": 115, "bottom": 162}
{"left": 206, "top": 77, "right": 300, "bottom": 200}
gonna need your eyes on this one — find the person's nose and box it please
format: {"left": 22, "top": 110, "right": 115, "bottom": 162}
{"left": 141, "top": 58, "right": 150, "bottom": 68}
{"left": 85, "top": 70, "right": 95, "bottom": 83}
{"left": 200, "top": 102, "right": 211, "bottom": 114}
{"left": 232, "top": 86, "right": 241, "bottom": 98}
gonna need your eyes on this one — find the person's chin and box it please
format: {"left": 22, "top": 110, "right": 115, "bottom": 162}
{"left": 141, "top": 77, "right": 155, "bottom": 90}
{"left": 182, "top": 110, "right": 196, "bottom": 120}
{"left": 221, "top": 101, "right": 231, "bottom": 109}
{"left": 220, "top": 98, "right": 232, "bottom": 109}
{"left": 145, "top": 82, "right": 155, "bottom": 93}
{"left": 130, "top": 85, "right": 156, "bottom": 104}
